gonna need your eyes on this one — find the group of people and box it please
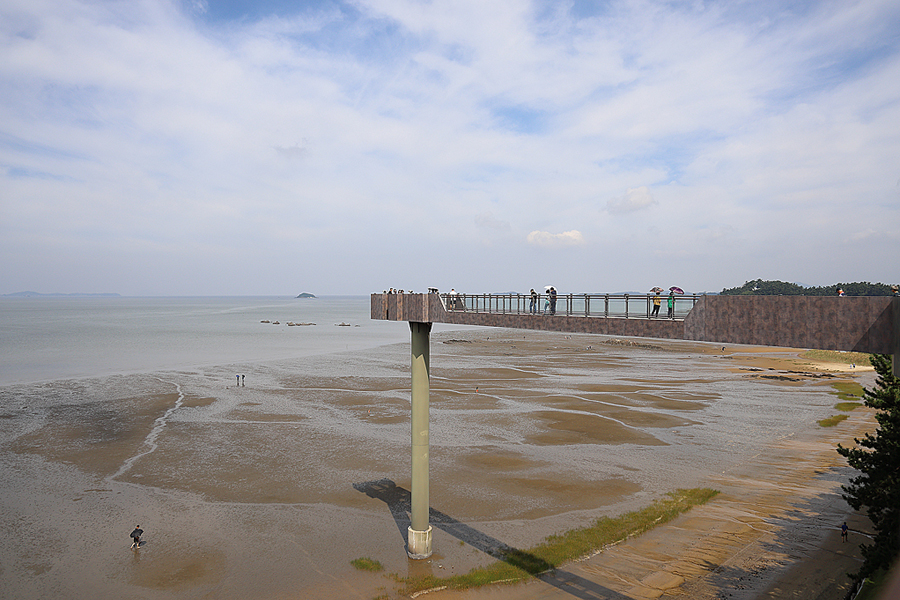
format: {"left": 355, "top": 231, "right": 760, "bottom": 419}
{"left": 651, "top": 290, "right": 677, "bottom": 319}
{"left": 529, "top": 287, "right": 557, "bottom": 315}
{"left": 527, "top": 288, "right": 678, "bottom": 318}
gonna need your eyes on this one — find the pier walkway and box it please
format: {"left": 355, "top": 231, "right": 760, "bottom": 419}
{"left": 372, "top": 291, "right": 897, "bottom": 356}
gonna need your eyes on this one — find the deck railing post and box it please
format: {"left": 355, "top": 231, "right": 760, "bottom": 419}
{"left": 438, "top": 291, "right": 711, "bottom": 322}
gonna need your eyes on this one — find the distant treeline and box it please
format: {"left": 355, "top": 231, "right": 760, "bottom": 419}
{"left": 721, "top": 279, "right": 895, "bottom": 296}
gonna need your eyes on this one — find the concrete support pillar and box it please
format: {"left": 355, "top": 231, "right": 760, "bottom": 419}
{"left": 408, "top": 321, "right": 433, "bottom": 559}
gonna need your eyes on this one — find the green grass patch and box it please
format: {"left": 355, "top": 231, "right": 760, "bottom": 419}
{"left": 818, "top": 414, "right": 849, "bottom": 427}
{"left": 397, "top": 488, "right": 719, "bottom": 595}
{"left": 350, "top": 557, "right": 384, "bottom": 572}
{"left": 835, "top": 402, "right": 863, "bottom": 411}
{"left": 831, "top": 380, "right": 865, "bottom": 402}
{"left": 802, "top": 350, "right": 871, "bottom": 366}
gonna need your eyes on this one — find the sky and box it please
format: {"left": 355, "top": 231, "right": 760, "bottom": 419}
{"left": 1, "top": 0, "right": 898, "bottom": 296}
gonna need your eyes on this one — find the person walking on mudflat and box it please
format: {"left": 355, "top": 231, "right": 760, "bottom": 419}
{"left": 130, "top": 525, "right": 143, "bottom": 549}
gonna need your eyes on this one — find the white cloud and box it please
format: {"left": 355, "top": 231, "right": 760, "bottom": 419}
{"left": 0, "top": 0, "right": 898, "bottom": 295}
{"left": 526, "top": 230, "right": 584, "bottom": 247}
{"left": 189, "top": 0, "right": 208, "bottom": 15}
{"left": 849, "top": 229, "right": 877, "bottom": 242}
{"left": 606, "top": 186, "right": 657, "bottom": 214}
{"left": 474, "top": 211, "right": 510, "bottom": 230}
{"left": 273, "top": 144, "right": 308, "bottom": 159}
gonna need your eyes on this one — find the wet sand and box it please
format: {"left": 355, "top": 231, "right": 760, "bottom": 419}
{"left": 0, "top": 330, "right": 876, "bottom": 599}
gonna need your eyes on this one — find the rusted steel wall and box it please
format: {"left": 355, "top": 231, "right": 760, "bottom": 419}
{"left": 371, "top": 292, "right": 433, "bottom": 323}
{"left": 684, "top": 295, "right": 894, "bottom": 353}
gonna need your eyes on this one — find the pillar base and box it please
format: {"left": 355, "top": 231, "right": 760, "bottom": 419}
{"left": 407, "top": 526, "right": 432, "bottom": 559}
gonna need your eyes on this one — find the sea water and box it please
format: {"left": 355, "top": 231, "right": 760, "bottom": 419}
{"left": 0, "top": 295, "right": 443, "bottom": 384}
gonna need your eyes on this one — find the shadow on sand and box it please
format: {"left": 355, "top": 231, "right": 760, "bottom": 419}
{"left": 353, "top": 478, "right": 631, "bottom": 599}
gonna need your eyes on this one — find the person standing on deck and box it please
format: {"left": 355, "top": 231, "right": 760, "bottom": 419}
{"left": 651, "top": 292, "right": 661, "bottom": 318}
{"left": 667, "top": 291, "right": 675, "bottom": 319}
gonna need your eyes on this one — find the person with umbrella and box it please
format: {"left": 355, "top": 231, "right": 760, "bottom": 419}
{"left": 667, "top": 287, "right": 683, "bottom": 319}
{"left": 549, "top": 286, "right": 558, "bottom": 315}
{"left": 650, "top": 287, "right": 663, "bottom": 318}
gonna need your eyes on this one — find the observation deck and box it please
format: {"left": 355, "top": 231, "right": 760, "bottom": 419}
{"left": 372, "top": 291, "right": 897, "bottom": 356}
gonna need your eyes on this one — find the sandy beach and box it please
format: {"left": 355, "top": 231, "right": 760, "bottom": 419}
{"left": 0, "top": 329, "right": 877, "bottom": 599}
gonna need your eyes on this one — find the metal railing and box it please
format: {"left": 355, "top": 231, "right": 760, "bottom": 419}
{"left": 441, "top": 293, "right": 701, "bottom": 320}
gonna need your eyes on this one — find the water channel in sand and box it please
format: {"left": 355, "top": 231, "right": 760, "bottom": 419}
{"left": 0, "top": 326, "right": 871, "bottom": 599}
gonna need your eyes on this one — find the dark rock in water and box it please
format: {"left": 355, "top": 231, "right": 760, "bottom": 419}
{"left": 296, "top": 293, "right": 316, "bottom": 298}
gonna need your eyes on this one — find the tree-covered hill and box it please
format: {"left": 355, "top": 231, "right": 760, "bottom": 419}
{"left": 720, "top": 280, "right": 895, "bottom": 296}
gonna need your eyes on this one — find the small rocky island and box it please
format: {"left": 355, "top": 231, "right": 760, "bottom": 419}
{"left": 296, "top": 292, "right": 316, "bottom": 298}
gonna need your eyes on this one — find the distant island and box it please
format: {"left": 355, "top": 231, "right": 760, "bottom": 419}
{"left": 296, "top": 293, "right": 317, "bottom": 298}
{"left": 2, "top": 291, "right": 122, "bottom": 297}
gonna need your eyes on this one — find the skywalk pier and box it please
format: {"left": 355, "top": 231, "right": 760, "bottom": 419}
{"left": 370, "top": 290, "right": 898, "bottom": 559}
{"left": 373, "top": 291, "right": 896, "bottom": 355}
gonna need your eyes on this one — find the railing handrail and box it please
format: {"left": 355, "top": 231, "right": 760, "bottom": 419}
{"left": 439, "top": 292, "right": 701, "bottom": 320}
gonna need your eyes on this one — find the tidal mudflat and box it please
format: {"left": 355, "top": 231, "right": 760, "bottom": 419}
{"left": 0, "top": 329, "right": 874, "bottom": 599}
